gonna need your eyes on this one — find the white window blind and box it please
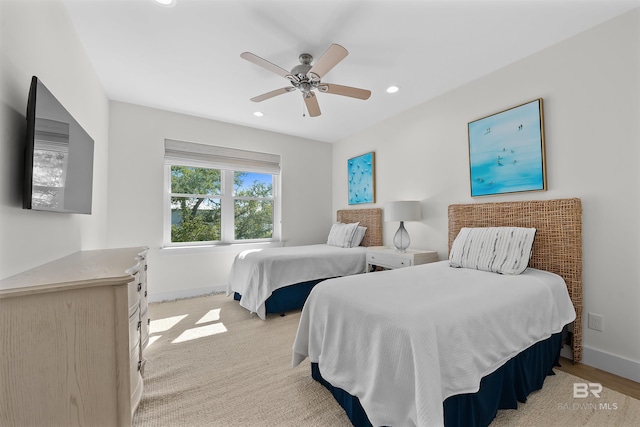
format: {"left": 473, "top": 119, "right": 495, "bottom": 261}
{"left": 164, "top": 139, "right": 281, "bottom": 174}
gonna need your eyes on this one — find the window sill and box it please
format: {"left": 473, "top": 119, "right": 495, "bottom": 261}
{"left": 159, "top": 241, "right": 285, "bottom": 255}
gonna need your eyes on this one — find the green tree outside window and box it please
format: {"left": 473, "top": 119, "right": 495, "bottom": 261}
{"left": 170, "top": 166, "right": 273, "bottom": 243}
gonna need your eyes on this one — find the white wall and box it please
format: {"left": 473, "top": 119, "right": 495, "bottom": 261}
{"left": 107, "top": 102, "right": 333, "bottom": 301}
{"left": 333, "top": 9, "right": 640, "bottom": 381}
{"left": 0, "top": 0, "right": 109, "bottom": 280}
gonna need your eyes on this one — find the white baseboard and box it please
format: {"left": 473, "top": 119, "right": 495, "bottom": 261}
{"left": 582, "top": 345, "right": 640, "bottom": 383}
{"left": 148, "top": 285, "right": 227, "bottom": 303}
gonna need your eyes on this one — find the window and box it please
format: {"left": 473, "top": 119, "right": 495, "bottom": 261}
{"left": 164, "top": 140, "right": 280, "bottom": 246}
{"left": 232, "top": 171, "right": 274, "bottom": 240}
{"left": 169, "top": 166, "right": 222, "bottom": 243}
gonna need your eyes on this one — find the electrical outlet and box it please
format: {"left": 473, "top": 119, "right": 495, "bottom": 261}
{"left": 588, "top": 313, "right": 604, "bottom": 332}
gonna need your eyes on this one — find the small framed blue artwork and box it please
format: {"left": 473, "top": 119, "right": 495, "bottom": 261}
{"left": 348, "top": 152, "right": 375, "bottom": 205}
{"left": 468, "top": 98, "right": 546, "bottom": 197}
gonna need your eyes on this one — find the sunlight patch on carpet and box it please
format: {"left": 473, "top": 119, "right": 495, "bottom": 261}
{"left": 196, "top": 308, "right": 221, "bottom": 324}
{"left": 149, "top": 314, "right": 187, "bottom": 333}
{"left": 173, "top": 322, "right": 228, "bottom": 343}
{"left": 147, "top": 335, "right": 161, "bottom": 347}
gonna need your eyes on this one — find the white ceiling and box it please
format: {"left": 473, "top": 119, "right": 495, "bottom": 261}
{"left": 63, "top": 0, "right": 639, "bottom": 143}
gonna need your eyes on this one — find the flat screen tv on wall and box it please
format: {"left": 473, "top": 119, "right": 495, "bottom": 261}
{"left": 23, "top": 76, "right": 94, "bottom": 214}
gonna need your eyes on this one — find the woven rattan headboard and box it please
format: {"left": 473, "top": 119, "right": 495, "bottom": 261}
{"left": 447, "top": 198, "right": 583, "bottom": 363}
{"left": 337, "top": 208, "right": 383, "bottom": 247}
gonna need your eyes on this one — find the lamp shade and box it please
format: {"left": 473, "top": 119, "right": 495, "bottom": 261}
{"left": 384, "top": 201, "right": 422, "bottom": 222}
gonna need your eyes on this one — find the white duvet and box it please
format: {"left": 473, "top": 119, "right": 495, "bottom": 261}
{"left": 227, "top": 244, "right": 367, "bottom": 319}
{"left": 292, "top": 260, "right": 576, "bottom": 427}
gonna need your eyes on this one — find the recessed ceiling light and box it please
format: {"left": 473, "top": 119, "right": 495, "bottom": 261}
{"left": 386, "top": 86, "right": 400, "bottom": 94}
{"left": 253, "top": 111, "right": 264, "bottom": 117}
{"left": 155, "top": 0, "right": 176, "bottom": 7}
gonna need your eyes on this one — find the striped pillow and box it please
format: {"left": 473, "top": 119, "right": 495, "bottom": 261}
{"left": 327, "top": 222, "right": 360, "bottom": 248}
{"left": 350, "top": 226, "right": 367, "bottom": 247}
{"left": 449, "top": 227, "right": 536, "bottom": 275}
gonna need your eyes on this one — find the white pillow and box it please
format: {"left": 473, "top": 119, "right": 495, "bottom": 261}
{"left": 327, "top": 222, "right": 360, "bottom": 248}
{"left": 350, "top": 226, "right": 367, "bottom": 247}
{"left": 449, "top": 227, "right": 536, "bottom": 275}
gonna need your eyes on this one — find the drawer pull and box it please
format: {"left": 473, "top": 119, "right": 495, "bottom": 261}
{"left": 144, "top": 291, "right": 147, "bottom": 297}
{"left": 147, "top": 318, "right": 151, "bottom": 325}
{"left": 138, "top": 361, "right": 142, "bottom": 371}
{"left": 137, "top": 321, "right": 141, "bottom": 331}
{"left": 137, "top": 283, "right": 142, "bottom": 292}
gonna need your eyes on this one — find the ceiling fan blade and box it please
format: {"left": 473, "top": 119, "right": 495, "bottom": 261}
{"left": 250, "top": 87, "right": 295, "bottom": 102}
{"left": 318, "top": 83, "right": 371, "bottom": 100}
{"left": 241, "top": 52, "right": 292, "bottom": 79}
{"left": 303, "top": 93, "right": 321, "bottom": 117}
{"left": 308, "top": 44, "right": 348, "bottom": 79}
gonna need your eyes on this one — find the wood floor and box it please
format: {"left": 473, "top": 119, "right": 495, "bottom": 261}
{"left": 556, "top": 357, "right": 640, "bottom": 400}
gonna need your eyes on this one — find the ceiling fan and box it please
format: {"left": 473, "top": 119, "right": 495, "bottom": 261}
{"left": 241, "top": 44, "right": 371, "bottom": 117}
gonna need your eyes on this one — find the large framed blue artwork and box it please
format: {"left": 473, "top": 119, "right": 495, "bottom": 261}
{"left": 348, "top": 151, "right": 375, "bottom": 205}
{"left": 468, "top": 99, "right": 546, "bottom": 197}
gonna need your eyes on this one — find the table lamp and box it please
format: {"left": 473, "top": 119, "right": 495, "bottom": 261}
{"left": 384, "top": 201, "right": 422, "bottom": 252}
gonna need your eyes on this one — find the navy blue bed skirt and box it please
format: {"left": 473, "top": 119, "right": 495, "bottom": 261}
{"left": 311, "top": 332, "right": 563, "bottom": 427}
{"left": 234, "top": 278, "right": 327, "bottom": 315}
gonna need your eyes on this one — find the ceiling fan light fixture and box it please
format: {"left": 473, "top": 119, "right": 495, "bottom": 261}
{"left": 386, "top": 85, "right": 400, "bottom": 94}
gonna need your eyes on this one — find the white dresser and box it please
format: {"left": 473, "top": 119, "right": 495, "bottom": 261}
{"left": 0, "top": 247, "right": 149, "bottom": 427}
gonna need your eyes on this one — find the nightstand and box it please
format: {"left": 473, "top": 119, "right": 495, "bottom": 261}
{"left": 366, "top": 246, "right": 439, "bottom": 272}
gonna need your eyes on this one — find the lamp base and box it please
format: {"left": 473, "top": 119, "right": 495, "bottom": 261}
{"left": 393, "top": 221, "right": 411, "bottom": 252}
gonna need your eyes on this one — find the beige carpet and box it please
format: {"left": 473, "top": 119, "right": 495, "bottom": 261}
{"left": 133, "top": 294, "right": 639, "bottom": 427}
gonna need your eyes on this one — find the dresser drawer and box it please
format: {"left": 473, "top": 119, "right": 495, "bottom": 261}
{"left": 139, "top": 306, "right": 149, "bottom": 351}
{"left": 129, "top": 306, "right": 140, "bottom": 353}
{"left": 367, "top": 252, "right": 411, "bottom": 269}
{"left": 139, "top": 288, "right": 148, "bottom": 315}
{"left": 128, "top": 277, "right": 141, "bottom": 318}
{"left": 129, "top": 342, "right": 143, "bottom": 416}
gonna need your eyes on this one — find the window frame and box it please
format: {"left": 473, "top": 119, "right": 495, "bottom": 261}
{"left": 163, "top": 143, "right": 281, "bottom": 248}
